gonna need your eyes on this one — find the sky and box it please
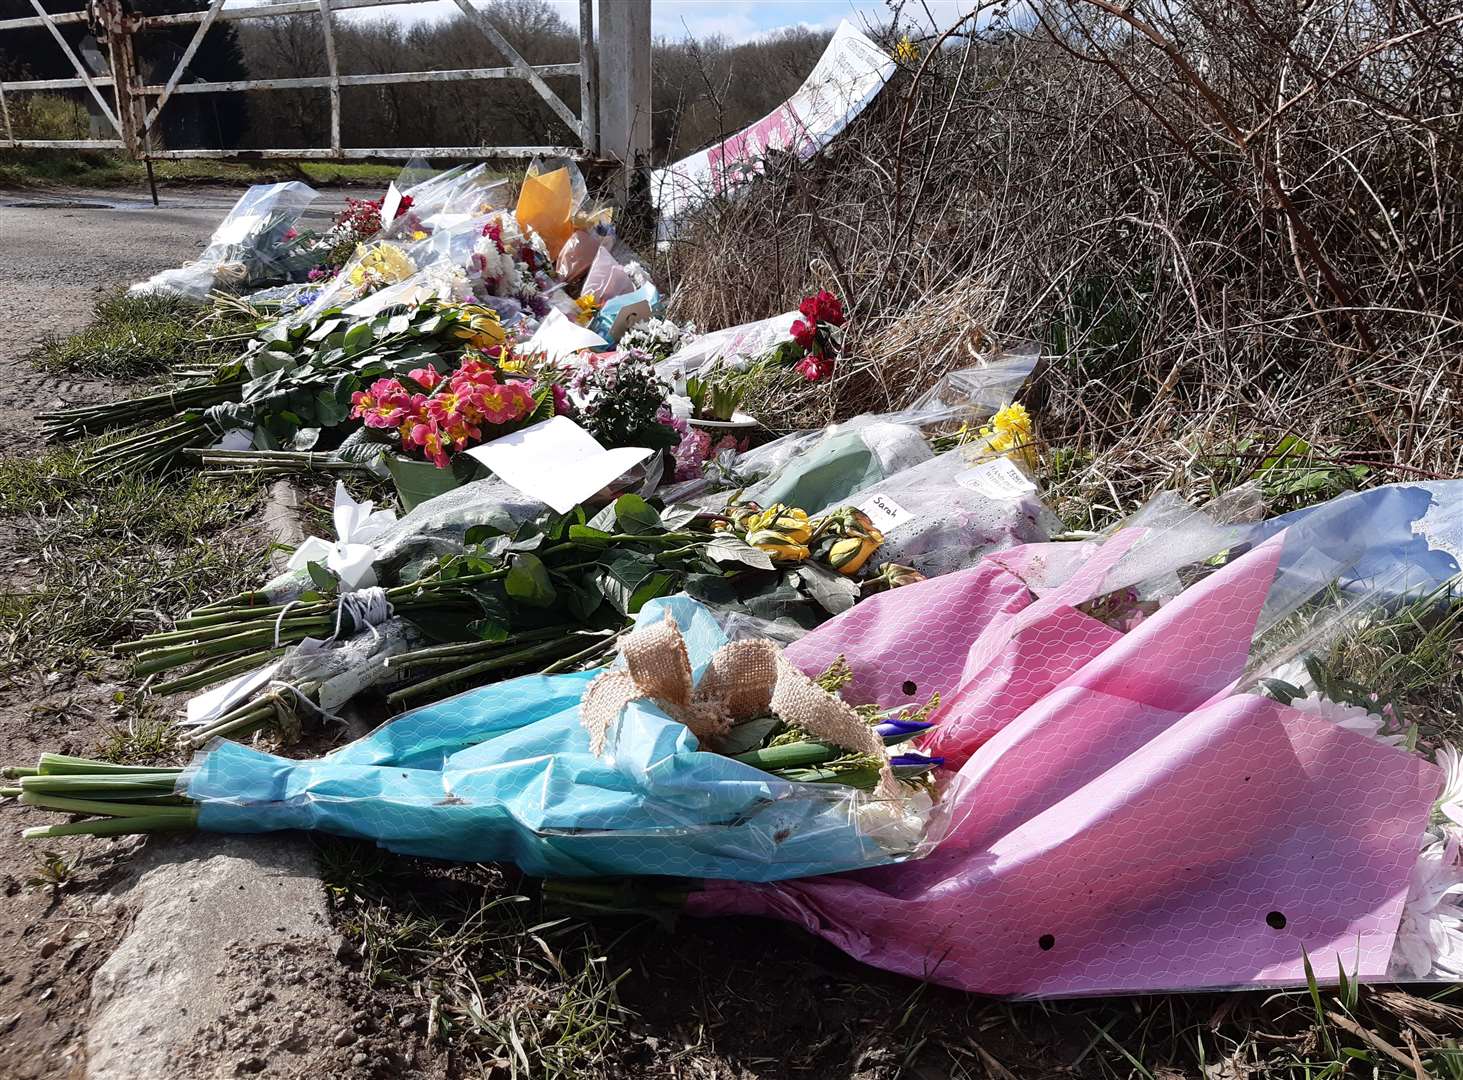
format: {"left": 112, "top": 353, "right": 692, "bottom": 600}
{"left": 349, "top": 1, "right": 975, "bottom": 42}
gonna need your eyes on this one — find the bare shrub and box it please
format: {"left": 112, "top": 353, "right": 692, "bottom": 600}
{"left": 659, "top": 0, "right": 1463, "bottom": 502}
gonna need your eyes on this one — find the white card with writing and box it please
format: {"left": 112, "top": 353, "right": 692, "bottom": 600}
{"left": 465, "top": 416, "right": 651, "bottom": 514}
{"left": 858, "top": 492, "right": 915, "bottom": 532}
{"left": 957, "top": 457, "right": 1038, "bottom": 500}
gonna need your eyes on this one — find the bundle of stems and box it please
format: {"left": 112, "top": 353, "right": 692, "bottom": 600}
{"left": 179, "top": 627, "right": 626, "bottom": 748}
{"left": 184, "top": 448, "right": 373, "bottom": 478}
{"left": 80, "top": 416, "right": 217, "bottom": 480}
{"left": 116, "top": 570, "right": 512, "bottom": 683}
{"left": 2, "top": 755, "right": 196, "bottom": 840}
{"left": 385, "top": 625, "right": 626, "bottom": 707}
{"left": 39, "top": 382, "right": 241, "bottom": 442}
{"left": 728, "top": 726, "right": 939, "bottom": 789}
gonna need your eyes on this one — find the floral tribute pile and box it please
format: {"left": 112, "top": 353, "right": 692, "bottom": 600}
{"left": 16, "top": 161, "right": 1463, "bottom": 1000}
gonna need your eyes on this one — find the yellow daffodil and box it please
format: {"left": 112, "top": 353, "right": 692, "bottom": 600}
{"left": 979, "top": 401, "right": 1038, "bottom": 468}
{"left": 574, "top": 292, "right": 599, "bottom": 326}
{"left": 894, "top": 35, "right": 918, "bottom": 64}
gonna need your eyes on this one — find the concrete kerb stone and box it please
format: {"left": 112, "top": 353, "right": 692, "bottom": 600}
{"left": 85, "top": 479, "right": 334, "bottom": 1079}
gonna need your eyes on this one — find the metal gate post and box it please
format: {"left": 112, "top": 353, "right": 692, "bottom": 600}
{"left": 576, "top": 0, "right": 598, "bottom": 156}
{"left": 597, "top": 0, "right": 650, "bottom": 205}
{"left": 93, "top": 0, "right": 141, "bottom": 156}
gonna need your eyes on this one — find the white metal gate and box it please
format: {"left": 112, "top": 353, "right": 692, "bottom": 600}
{"left": 0, "top": 0, "right": 603, "bottom": 161}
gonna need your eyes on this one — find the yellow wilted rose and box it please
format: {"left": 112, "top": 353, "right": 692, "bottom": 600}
{"left": 444, "top": 303, "right": 507, "bottom": 350}
{"left": 746, "top": 528, "right": 810, "bottom": 563}
{"left": 812, "top": 506, "right": 884, "bottom": 576}
{"left": 746, "top": 504, "right": 813, "bottom": 545}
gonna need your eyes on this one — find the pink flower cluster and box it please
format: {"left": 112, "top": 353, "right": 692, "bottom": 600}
{"left": 789, "top": 290, "right": 845, "bottom": 382}
{"left": 669, "top": 419, "right": 748, "bottom": 481}
{"left": 350, "top": 356, "right": 535, "bottom": 469}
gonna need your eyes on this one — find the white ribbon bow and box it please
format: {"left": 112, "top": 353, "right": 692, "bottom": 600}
{"left": 287, "top": 481, "right": 397, "bottom": 591}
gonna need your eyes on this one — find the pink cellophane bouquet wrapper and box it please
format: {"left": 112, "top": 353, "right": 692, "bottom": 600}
{"left": 692, "top": 481, "right": 1459, "bottom": 996}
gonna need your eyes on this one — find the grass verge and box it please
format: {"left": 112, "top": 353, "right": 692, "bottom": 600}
{"left": 28, "top": 291, "right": 262, "bottom": 378}
{"left": 0, "top": 445, "right": 266, "bottom": 676}
{"left": 0, "top": 149, "right": 443, "bottom": 191}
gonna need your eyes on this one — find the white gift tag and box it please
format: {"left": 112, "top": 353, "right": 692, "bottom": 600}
{"left": 379, "top": 181, "right": 403, "bottom": 226}
{"left": 859, "top": 493, "right": 915, "bottom": 532}
{"left": 466, "top": 416, "right": 651, "bottom": 514}
{"left": 957, "top": 457, "right": 1037, "bottom": 500}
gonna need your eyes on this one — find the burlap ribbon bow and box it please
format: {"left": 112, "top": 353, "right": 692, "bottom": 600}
{"left": 580, "top": 613, "right": 904, "bottom": 802}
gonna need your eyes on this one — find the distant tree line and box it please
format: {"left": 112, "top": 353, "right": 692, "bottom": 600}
{"left": 0, "top": 0, "right": 836, "bottom": 162}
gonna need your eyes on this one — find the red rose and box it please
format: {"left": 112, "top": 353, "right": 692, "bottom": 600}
{"left": 798, "top": 290, "right": 845, "bottom": 327}
{"left": 790, "top": 318, "right": 817, "bottom": 349}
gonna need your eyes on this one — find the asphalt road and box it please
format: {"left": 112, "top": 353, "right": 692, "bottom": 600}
{"left": 0, "top": 185, "right": 342, "bottom": 366}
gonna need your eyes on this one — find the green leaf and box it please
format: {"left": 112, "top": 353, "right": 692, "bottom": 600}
{"left": 563, "top": 576, "right": 605, "bottom": 621}
{"left": 464, "top": 524, "right": 506, "bottom": 547}
{"left": 705, "top": 535, "right": 774, "bottom": 570}
{"left": 386, "top": 313, "right": 411, "bottom": 336}
{"left": 305, "top": 560, "right": 337, "bottom": 591}
{"left": 306, "top": 317, "right": 343, "bottom": 343}
{"left": 342, "top": 321, "right": 374, "bottom": 354}
{"left": 595, "top": 551, "right": 657, "bottom": 616}
{"left": 505, "top": 552, "right": 557, "bottom": 609}
{"left": 684, "top": 572, "right": 738, "bottom": 605}
{"left": 1257, "top": 678, "right": 1303, "bottom": 705}
{"left": 567, "top": 524, "right": 614, "bottom": 547}
{"left": 587, "top": 503, "right": 620, "bottom": 532}
{"left": 796, "top": 563, "right": 859, "bottom": 615}
{"left": 628, "top": 570, "right": 677, "bottom": 613}
{"left": 658, "top": 503, "right": 702, "bottom": 531}
{"left": 614, "top": 494, "right": 662, "bottom": 533}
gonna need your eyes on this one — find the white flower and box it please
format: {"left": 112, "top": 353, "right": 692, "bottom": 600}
{"left": 286, "top": 481, "right": 396, "bottom": 591}
{"left": 856, "top": 790, "right": 934, "bottom": 854}
{"left": 1435, "top": 745, "right": 1463, "bottom": 829}
{"left": 1288, "top": 693, "right": 1407, "bottom": 748}
{"left": 1390, "top": 827, "right": 1463, "bottom": 979}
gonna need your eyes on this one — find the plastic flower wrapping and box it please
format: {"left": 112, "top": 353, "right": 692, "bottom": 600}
{"left": 690, "top": 480, "right": 1463, "bottom": 994}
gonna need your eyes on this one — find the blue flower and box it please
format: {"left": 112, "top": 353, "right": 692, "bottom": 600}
{"left": 876, "top": 718, "right": 934, "bottom": 738}
{"left": 890, "top": 753, "right": 944, "bottom": 770}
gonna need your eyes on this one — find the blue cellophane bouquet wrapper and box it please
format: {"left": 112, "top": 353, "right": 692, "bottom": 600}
{"left": 182, "top": 596, "right": 941, "bottom": 880}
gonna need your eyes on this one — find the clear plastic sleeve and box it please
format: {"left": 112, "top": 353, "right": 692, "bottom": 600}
{"left": 692, "top": 480, "right": 1461, "bottom": 995}
{"left": 129, "top": 181, "right": 321, "bottom": 301}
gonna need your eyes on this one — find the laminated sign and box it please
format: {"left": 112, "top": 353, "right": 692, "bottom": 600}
{"left": 651, "top": 21, "right": 896, "bottom": 233}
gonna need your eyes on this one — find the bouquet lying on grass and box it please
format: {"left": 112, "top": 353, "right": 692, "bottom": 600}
{"left": 114, "top": 491, "right": 903, "bottom": 744}
{"left": 7, "top": 597, "right": 950, "bottom": 881}
{"left": 40, "top": 299, "right": 502, "bottom": 473}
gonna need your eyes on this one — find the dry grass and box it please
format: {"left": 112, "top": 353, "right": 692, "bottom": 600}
{"left": 659, "top": 0, "right": 1462, "bottom": 517}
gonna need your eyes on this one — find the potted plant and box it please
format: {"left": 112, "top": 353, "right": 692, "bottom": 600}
{"left": 684, "top": 372, "right": 760, "bottom": 432}
{"left": 351, "top": 353, "right": 555, "bottom": 512}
